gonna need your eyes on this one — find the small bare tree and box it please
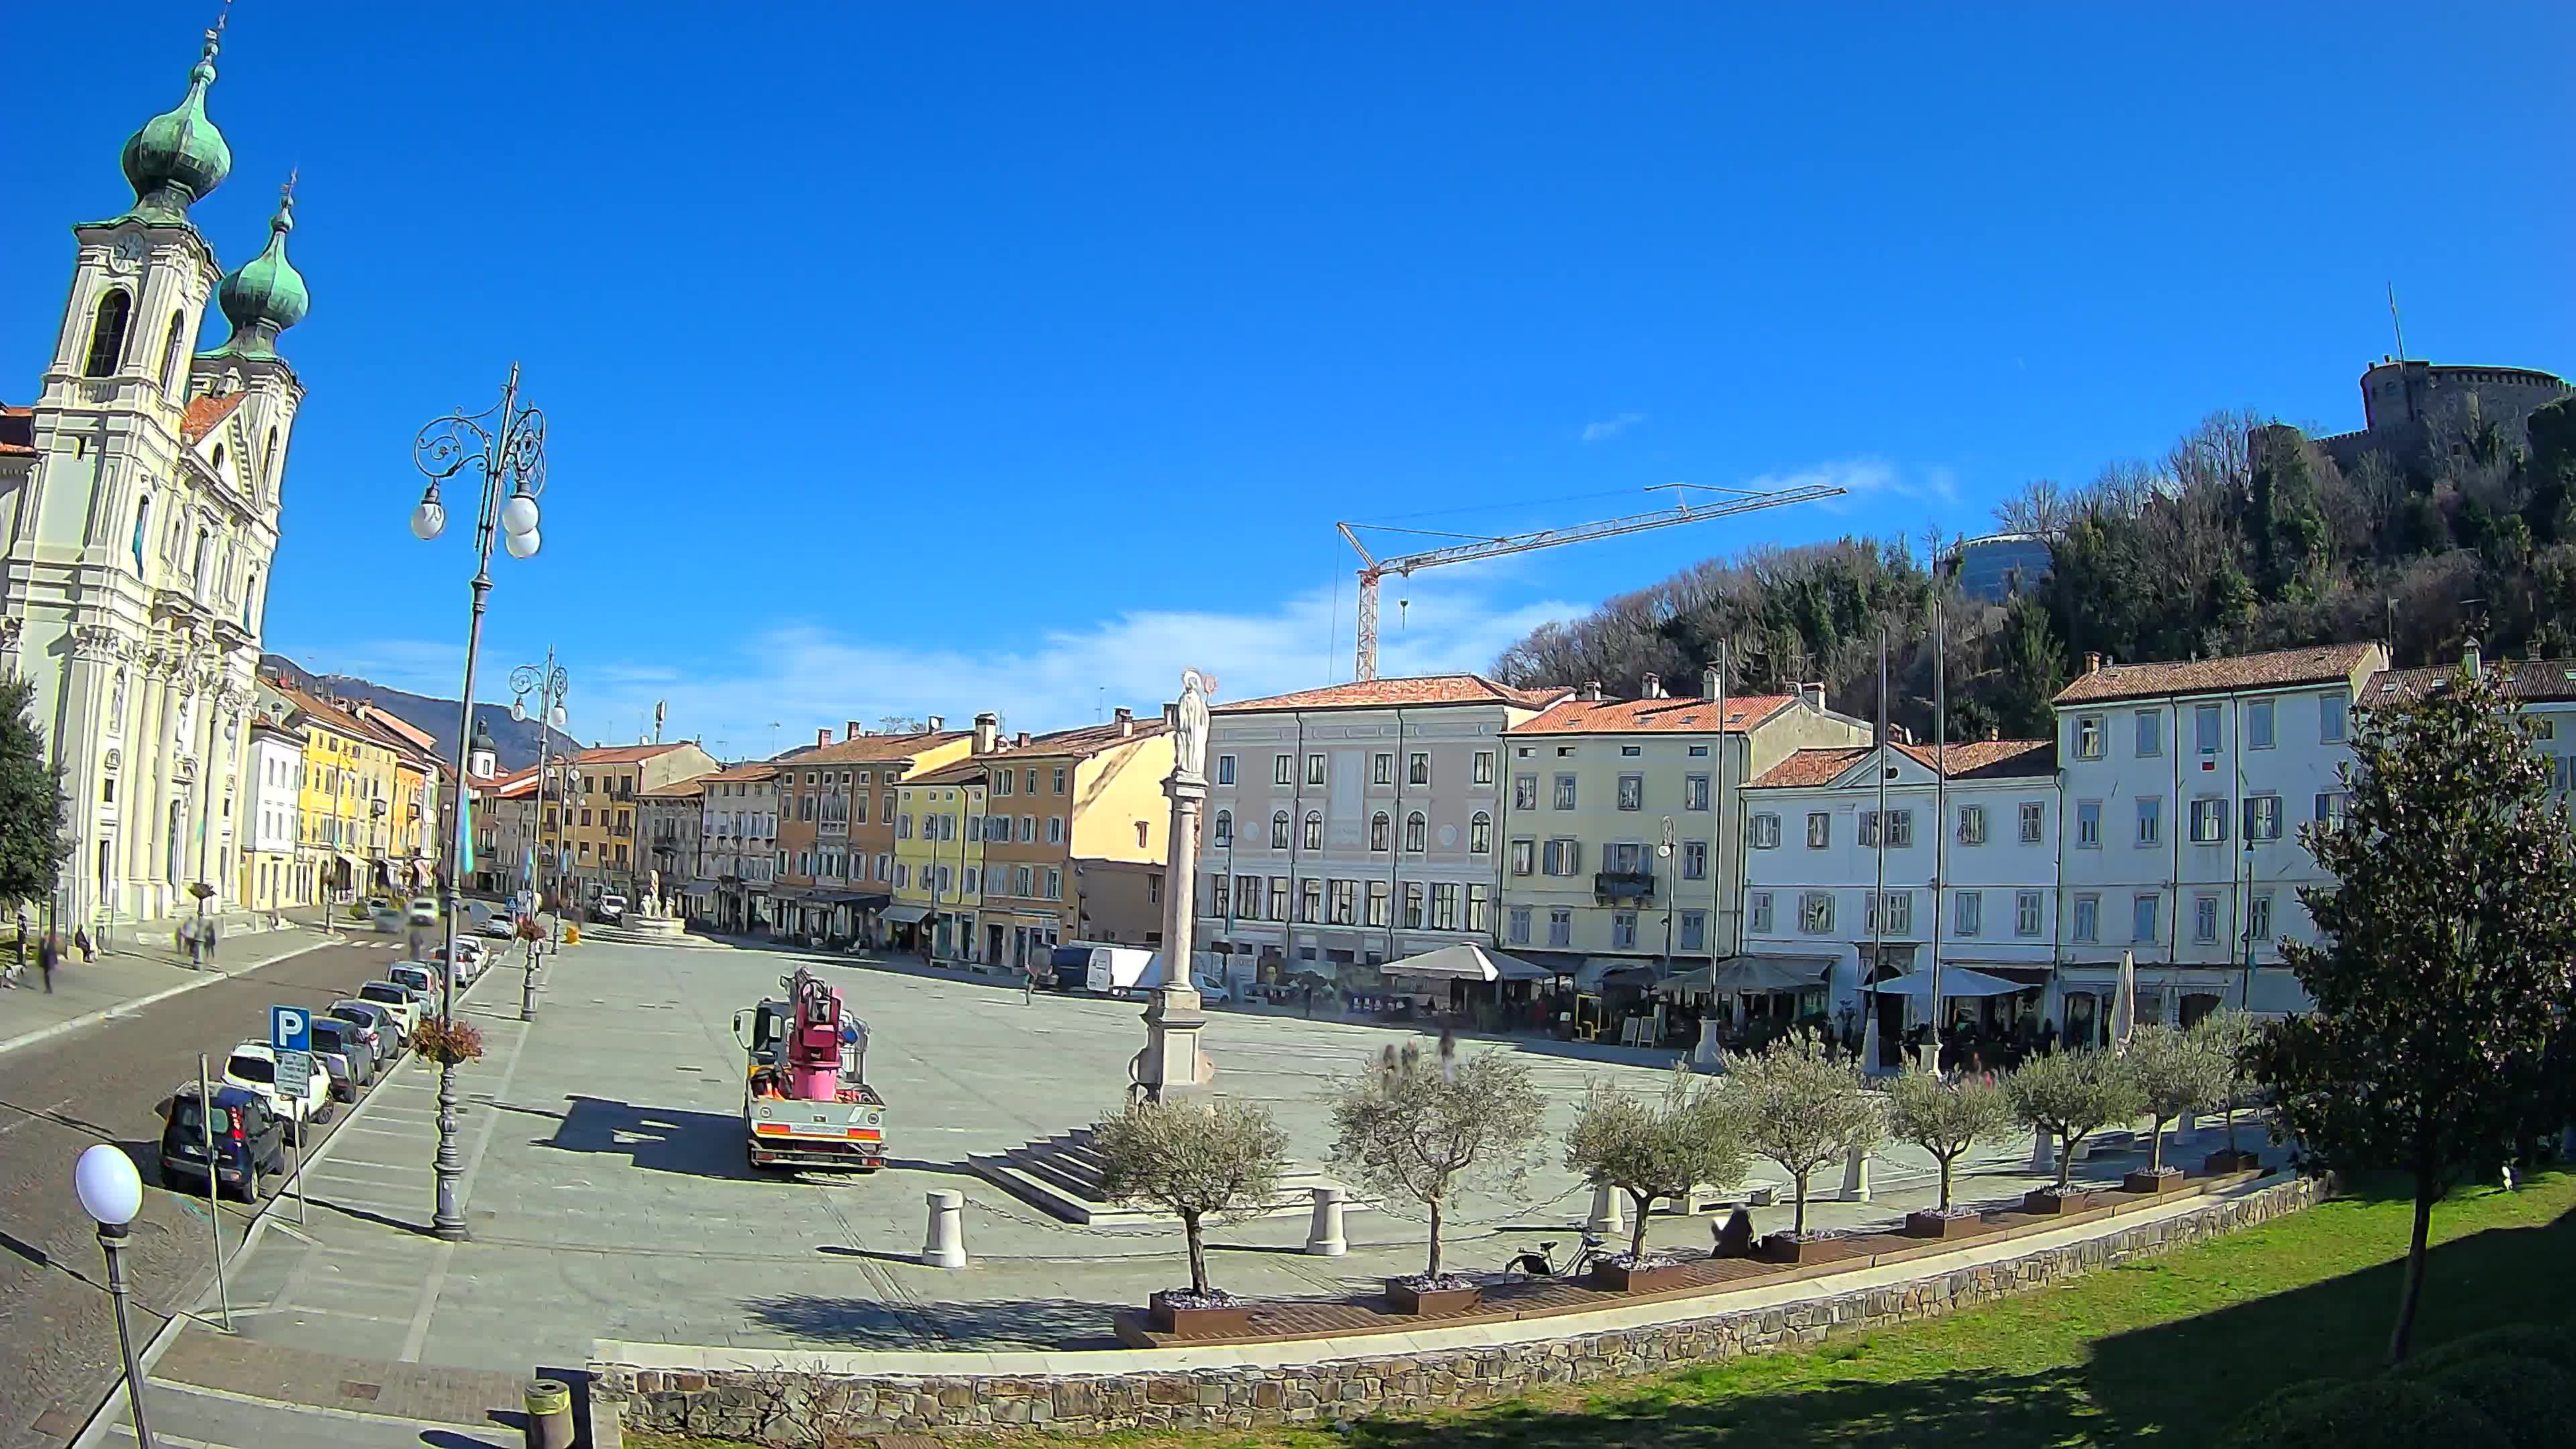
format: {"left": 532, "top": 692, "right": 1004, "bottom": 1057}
{"left": 1095, "top": 1097, "right": 1288, "bottom": 1298}
{"left": 1723, "top": 1030, "right": 1886, "bottom": 1236}
{"left": 2006, "top": 1050, "right": 2146, "bottom": 1193}
{"left": 1563, "top": 1063, "right": 1748, "bottom": 1261}
{"left": 1885, "top": 1069, "right": 2015, "bottom": 1212}
{"left": 1328, "top": 1035, "right": 1548, "bottom": 1280}
{"left": 2125, "top": 1023, "right": 2235, "bottom": 1174}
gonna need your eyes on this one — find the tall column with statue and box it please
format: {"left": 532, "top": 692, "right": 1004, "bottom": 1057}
{"left": 1132, "top": 669, "right": 1214, "bottom": 1102}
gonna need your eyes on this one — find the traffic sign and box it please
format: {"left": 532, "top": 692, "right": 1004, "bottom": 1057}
{"left": 271, "top": 1005, "right": 313, "bottom": 1101}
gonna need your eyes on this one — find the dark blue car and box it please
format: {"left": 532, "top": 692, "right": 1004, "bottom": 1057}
{"left": 158, "top": 1083, "right": 290, "bottom": 1201}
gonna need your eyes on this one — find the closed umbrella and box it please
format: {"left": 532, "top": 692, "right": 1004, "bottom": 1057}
{"left": 2110, "top": 948, "right": 2138, "bottom": 1050}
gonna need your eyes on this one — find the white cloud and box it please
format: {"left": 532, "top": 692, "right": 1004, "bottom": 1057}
{"left": 402, "top": 576, "right": 1593, "bottom": 761}
{"left": 1766, "top": 458, "right": 1960, "bottom": 511}
{"left": 1580, "top": 411, "right": 1646, "bottom": 442}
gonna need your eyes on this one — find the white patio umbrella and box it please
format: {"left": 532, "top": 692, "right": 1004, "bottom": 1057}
{"left": 1381, "top": 943, "right": 1553, "bottom": 982}
{"left": 2110, "top": 948, "right": 2138, "bottom": 1050}
{"left": 1864, "top": 965, "right": 2025, "bottom": 999}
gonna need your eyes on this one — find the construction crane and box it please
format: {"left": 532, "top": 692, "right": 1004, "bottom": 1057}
{"left": 1336, "top": 482, "right": 1847, "bottom": 681}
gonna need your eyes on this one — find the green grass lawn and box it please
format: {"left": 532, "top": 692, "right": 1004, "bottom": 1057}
{"left": 632, "top": 1170, "right": 2576, "bottom": 1448}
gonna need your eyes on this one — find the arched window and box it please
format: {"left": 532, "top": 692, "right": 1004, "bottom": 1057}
{"left": 1212, "top": 809, "right": 1232, "bottom": 847}
{"left": 1270, "top": 810, "right": 1291, "bottom": 849}
{"left": 211, "top": 444, "right": 226, "bottom": 476}
{"left": 129, "top": 492, "right": 151, "bottom": 573}
{"left": 1302, "top": 812, "right": 1322, "bottom": 851}
{"left": 158, "top": 312, "right": 187, "bottom": 392}
{"left": 84, "top": 290, "right": 133, "bottom": 378}
{"left": 1404, "top": 811, "right": 1428, "bottom": 852}
{"left": 241, "top": 568, "right": 260, "bottom": 629}
{"left": 1469, "top": 811, "right": 1492, "bottom": 854}
{"left": 1371, "top": 811, "right": 1391, "bottom": 852}
{"left": 260, "top": 427, "right": 278, "bottom": 497}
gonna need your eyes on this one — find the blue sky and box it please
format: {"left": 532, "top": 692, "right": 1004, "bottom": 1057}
{"left": 7, "top": 3, "right": 2570, "bottom": 755}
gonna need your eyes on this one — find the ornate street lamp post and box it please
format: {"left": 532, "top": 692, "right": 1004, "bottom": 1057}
{"left": 411, "top": 365, "right": 546, "bottom": 1242}
{"left": 75, "top": 1144, "right": 153, "bottom": 1449}
{"left": 511, "top": 653, "right": 570, "bottom": 1012}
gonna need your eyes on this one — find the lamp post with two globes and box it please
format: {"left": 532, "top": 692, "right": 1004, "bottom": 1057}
{"left": 410, "top": 365, "right": 547, "bottom": 1242}
{"left": 75, "top": 1144, "right": 154, "bottom": 1449}
{"left": 511, "top": 653, "right": 570, "bottom": 1008}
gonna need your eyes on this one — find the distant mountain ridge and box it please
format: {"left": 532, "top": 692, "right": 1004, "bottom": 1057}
{"left": 260, "top": 654, "right": 580, "bottom": 775}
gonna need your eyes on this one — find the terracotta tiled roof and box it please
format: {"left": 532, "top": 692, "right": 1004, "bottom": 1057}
{"left": 490, "top": 767, "right": 541, "bottom": 799}
{"left": 702, "top": 761, "right": 780, "bottom": 783}
{"left": 639, "top": 774, "right": 710, "bottom": 799}
{"left": 0, "top": 406, "right": 31, "bottom": 459}
{"left": 1751, "top": 747, "right": 1872, "bottom": 788}
{"left": 573, "top": 742, "right": 702, "bottom": 765}
{"left": 2364, "top": 656, "right": 2576, "bottom": 706}
{"left": 2052, "top": 643, "right": 2381, "bottom": 706}
{"left": 909, "top": 757, "right": 990, "bottom": 786}
{"left": 1510, "top": 694, "right": 1796, "bottom": 735}
{"left": 912, "top": 719, "right": 1174, "bottom": 786}
{"left": 782, "top": 731, "right": 969, "bottom": 767}
{"left": 1751, "top": 737, "right": 2055, "bottom": 788}
{"left": 180, "top": 392, "right": 246, "bottom": 445}
{"left": 1216, "top": 675, "right": 1570, "bottom": 714}
{"left": 264, "top": 680, "right": 378, "bottom": 745}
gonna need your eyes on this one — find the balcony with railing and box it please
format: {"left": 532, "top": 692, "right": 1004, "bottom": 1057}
{"left": 1593, "top": 870, "right": 1655, "bottom": 903}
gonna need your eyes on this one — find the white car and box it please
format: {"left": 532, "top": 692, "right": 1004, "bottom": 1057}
{"left": 368, "top": 903, "right": 402, "bottom": 934}
{"left": 407, "top": 896, "right": 440, "bottom": 928}
{"left": 224, "top": 1042, "right": 333, "bottom": 1137}
{"left": 355, "top": 980, "right": 423, "bottom": 1038}
{"left": 386, "top": 962, "right": 441, "bottom": 1006}
{"left": 429, "top": 938, "right": 487, "bottom": 984}
{"left": 596, "top": 894, "right": 629, "bottom": 923}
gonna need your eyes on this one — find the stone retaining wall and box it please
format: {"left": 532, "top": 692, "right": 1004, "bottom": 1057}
{"left": 596, "top": 1175, "right": 2322, "bottom": 1443}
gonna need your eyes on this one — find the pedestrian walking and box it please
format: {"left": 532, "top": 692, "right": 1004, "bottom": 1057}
{"left": 36, "top": 931, "right": 58, "bottom": 994}
{"left": 203, "top": 915, "right": 221, "bottom": 965}
{"left": 178, "top": 916, "right": 198, "bottom": 967}
{"left": 1023, "top": 964, "right": 1037, "bottom": 1006}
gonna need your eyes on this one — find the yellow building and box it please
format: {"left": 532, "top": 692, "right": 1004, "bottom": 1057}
{"left": 259, "top": 678, "right": 395, "bottom": 900}
{"left": 561, "top": 742, "right": 720, "bottom": 904}
{"left": 894, "top": 755, "right": 990, "bottom": 963}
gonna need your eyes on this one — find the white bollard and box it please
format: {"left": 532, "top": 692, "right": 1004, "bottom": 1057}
{"left": 2030, "top": 1128, "right": 2055, "bottom": 1177}
{"left": 1839, "top": 1144, "right": 1872, "bottom": 1202}
{"left": 2178, "top": 1111, "right": 2198, "bottom": 1137}
{"left": 1587, "top": 1183, "right": 1626, "bottom": 1238}
{"left": 921, "top": 1189, "right": 968, "bottom": 1268}
{"left": 1303, "top": 1185, "right": 1348, "bottom": 1256}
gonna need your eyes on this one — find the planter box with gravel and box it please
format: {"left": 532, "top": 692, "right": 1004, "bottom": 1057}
{"left": 1384, "top": 1275, "right": 1481, "bottom": 1316}
{"left": 1904, "top": 1208, "right": 1992, "bottom": 1240}
{"left": 2022, "top": 1187, "right": 2098, "bottom": 1216}
{"left": 1587, "top": 1254, "right": 1699, "bottom": 1294}
{"left": 1146, "top": 1289, "right": 1253, "bottom": 1338}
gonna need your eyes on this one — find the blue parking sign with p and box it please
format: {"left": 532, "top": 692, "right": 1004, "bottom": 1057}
{"left": 270, "top": 1005, "right": 310, "bottom": 1053}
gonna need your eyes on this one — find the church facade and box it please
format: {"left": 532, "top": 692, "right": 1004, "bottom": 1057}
{"left": 0, "top": 25, "right": 309, "bottom": 926}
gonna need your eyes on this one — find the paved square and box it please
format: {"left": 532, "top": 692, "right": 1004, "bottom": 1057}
{"left": 184, "top": 936, "right": 2165, "bottom": 1378}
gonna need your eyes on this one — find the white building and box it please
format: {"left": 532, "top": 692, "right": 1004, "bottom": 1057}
{"left": 1197, "top": 674, "right": 1568, "bottom": 987}
{"left": 242, "top": 713, "right": 303, "bottom": 911}
{"left": 1741, "top": 737, "right": 2058, "bottom": 1057}
{"left": 699, "top": 760, "right": 779, "bottom": 933}
{"left": 0, "top": 29, "right": 307, "bottom": 926}
{"left": 2050, "top": 641, "right": 2387, "bottom": 1036}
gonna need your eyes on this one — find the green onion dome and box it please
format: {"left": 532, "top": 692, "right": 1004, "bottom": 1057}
{"left": 121, "top": 30, "right": 231, "bottom": 221}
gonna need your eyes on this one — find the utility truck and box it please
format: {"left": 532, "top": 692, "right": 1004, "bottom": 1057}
{"left": 733, "top": 967, "right": 885, "bottom": 1173}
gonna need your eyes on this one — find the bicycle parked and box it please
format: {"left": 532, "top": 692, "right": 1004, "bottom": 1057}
{"left": 1503, "top": 1230, "right": 1610, "bottom": 1280}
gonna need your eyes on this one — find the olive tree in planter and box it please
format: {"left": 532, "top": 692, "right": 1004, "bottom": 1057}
{"left": 1722, "top": 1030, "right": 1886, "bottom": 1259}
{"left": 1328, "top": 1034, "right": 1548, "bottom": 1313}
{"left": 1095, "top": 1095, "right": 1289, "bottom": 1334}
{"left": 2192, "top": 1008, "right": 2265, "bottom": 1173}
{"left": 1886, "top": 1069, "right": 2015, "bottom": 1236}
{"left": 2121, "top": 1023, "right": 2233, "bottom": 1189}
{"left": 1563, "top": 1063, "right": 1748, "bottom": 1287}
{"left": 2005, "top": 1050, "right": 2143, "bottom": 1212}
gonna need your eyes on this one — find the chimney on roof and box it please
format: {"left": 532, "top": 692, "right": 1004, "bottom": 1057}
{"left": 846, "top": 720, "right": 862, "bottom": 741}
{"left": 2463, "top": 637, "right": 2482, "bottom": 678}
{"left": 1895, "top": 725, "right": 1913, "bottom": 746}
{"left": 1114, "top": 706, "right": 1134, "bottom": 736}
{"left": 925, "top": 714, "right": 945, "bottom": 732}
{"left": 1579, "top": 680, "right": 1604, "bottom": 702}
{"left": 1015, "top": 731, "right": 1031, "bottom": 748}
{"left": 1703, "top": 666, "right": 1721, "bottom": 700}
{"left": 816, "top": 728, "right": 830, "bottom": 749}
{"left": 973, "top": 711, "right": 1000, "bottom": 754}
{"left": 1801, "top": 683, "right": 1826, "bottom": 712}
{"left": 1642, "top": 672, "right": 1664, "bottom": 698}
{"left": 2084, "top": 651, "right": 2102, "bottom": 674}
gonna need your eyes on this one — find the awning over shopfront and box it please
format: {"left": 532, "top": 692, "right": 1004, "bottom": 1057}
{"left": 1383, "top": 943, "right": 1554, "bottom": 983}
{"left": 879, "top": 904, "right": 932, "bottom": 925}
{"left": 1654, "top": 954, "right": 1833, "bottom": 997}
{"left": 848, "top": 894, "right": 892, "bottom": 910}
{"left": 1574, "top": 957, "right": 1660, "bottom": 991}
{"left": 1867, "top": 966, "right": 2027, "bottom": 999}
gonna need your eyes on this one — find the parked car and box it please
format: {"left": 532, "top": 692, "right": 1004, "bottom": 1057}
{"left": 355, "top": 981, "right": 422, "bottom": 1038}
{"left": 430, "top": 937, "right": 488, "bottom": 981}
{"left": 224, "top": 1042, "right": 333, "bottom": 1139}
{"left": 158, "top": 1083, "right": 289, "bottom": 1200}
{"left": 596, "top": 894, "right": 629, "bottom": 923}
{"left": 478, "top": 914, "right": 518, "bottom": 941}
{"left": 328, "top": 1000, "right": 402, "bottom": 1059}
{"left": 386, "top": 962, "right": 439, "bottom": 1006}
{"left": 309, "top": 1018, "right": 375, "bottom": 1089}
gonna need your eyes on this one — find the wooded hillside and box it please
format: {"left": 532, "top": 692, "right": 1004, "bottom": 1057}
{"left": 1491, "top": 396, "right": 2576, "bottom": 745}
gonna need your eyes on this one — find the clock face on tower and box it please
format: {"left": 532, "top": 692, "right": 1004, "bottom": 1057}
{"left": 110, "top": 232, "right": 146, "bottom": 272}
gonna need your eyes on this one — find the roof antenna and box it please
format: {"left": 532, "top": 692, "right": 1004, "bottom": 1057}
{"left": 2387, "top": 282, "right": 2407, "bottom": 363}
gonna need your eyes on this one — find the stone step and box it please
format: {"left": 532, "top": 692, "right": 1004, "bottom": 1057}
{"left": 967, "top": 1153, "right": 1371, "bottom": 1228}
{"left": 1004, "top": 1150, "right": 1106, "bottom": 1199}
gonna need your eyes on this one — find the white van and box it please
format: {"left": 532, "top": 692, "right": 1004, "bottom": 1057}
{"left": 1049, "top": 944, "right": 1155, "bottom": 997}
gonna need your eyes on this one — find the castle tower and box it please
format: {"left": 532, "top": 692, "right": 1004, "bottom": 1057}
{"left": 0, "top": 23, "right": 310, "bottom": 925}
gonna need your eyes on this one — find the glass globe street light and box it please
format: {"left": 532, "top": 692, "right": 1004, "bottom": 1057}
{"left": 74, "top": 1143, "right": 155, "bottom": 1449}
{"left": 409, "top": 364, "right": 549, "bottom": 1244}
